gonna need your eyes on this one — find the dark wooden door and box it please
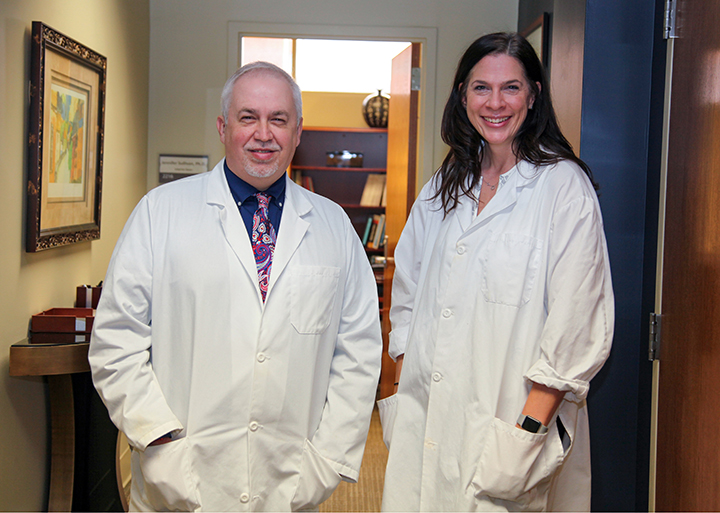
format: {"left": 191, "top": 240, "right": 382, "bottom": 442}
{"left": 655, "top": 2, "right": 720, "bottom": 510}
{"left": 379, "top": 43, "right": 421, "bottom": 399}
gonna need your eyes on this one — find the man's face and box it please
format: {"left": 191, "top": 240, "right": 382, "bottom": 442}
{"left": 217, "top": 70, "right": 302, "bottom": 190}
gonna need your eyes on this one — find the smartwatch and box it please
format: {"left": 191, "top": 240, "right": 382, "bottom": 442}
{"left": 517, "top": 414, "right": 549, "bottom": 434}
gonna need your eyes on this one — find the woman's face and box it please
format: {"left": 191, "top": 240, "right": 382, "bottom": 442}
{"left": 462, "top": 53, "right": 537, "bottom": 154}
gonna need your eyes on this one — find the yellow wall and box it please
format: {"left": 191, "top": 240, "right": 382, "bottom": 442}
{"left": 302, "top": 91, "right": 370, "bottom": 129}
{"left": 0, "top": 1, "right": 150, "bottom": 509}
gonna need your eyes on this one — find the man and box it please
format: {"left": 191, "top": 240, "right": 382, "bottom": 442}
{"left": 89, "top": 62, "right": 382, "bottom": 511}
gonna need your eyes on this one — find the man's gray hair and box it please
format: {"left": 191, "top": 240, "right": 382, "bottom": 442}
{"left": 220, "top": 61, "right": 302, "bottom": 126}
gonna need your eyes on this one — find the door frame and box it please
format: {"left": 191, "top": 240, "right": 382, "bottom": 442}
{"left": 648, "top": 34, "right": 675, "bottom": 513}
{"left": 226, "top": 21, "right": 437, "bottom": 196}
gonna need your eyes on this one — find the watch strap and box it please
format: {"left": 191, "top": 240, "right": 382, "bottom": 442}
{"left": 517, "top": 414, "right": 549, "bottom": 434}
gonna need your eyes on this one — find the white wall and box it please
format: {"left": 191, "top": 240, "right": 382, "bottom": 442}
{"left": 0, "top": 1, "right": 149, "bottom": 509}
{"left": 147, "top": 0, "right": 518, "bottom": 190}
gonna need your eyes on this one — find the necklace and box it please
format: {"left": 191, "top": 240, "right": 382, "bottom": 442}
{"left": 482, "top": 178, "right": 498, "bottom": 191}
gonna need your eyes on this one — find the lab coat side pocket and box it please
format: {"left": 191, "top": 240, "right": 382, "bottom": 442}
{"left": 290, "top": 266, "right": 341, "bottom": 335}
{"left": 470, "top": 417, "right": 564, "bottom": 505}
{"left": 134, "top": 437, "right": 202, "bottom": 512}
{"left": 377, "top": 394, "right": 399, "bottom": 450}
{"left": 291, "top": 439, "right": 343, "bottom": 511}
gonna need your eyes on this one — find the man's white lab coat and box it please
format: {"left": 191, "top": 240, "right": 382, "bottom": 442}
{"left": 89, "top": 160, "right": 382, "bottom": 511}
{"left": 379, "top": 159, "right": 614, "bottom": 511}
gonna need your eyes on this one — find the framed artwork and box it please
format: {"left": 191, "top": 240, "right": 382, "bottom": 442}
{"left": 27, "top": 22, "right": 107, "bottom": 252}
{"left": 521, "top": 13, "right": 551, "bottom": 70}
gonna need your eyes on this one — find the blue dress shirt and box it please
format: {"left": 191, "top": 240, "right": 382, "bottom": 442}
{"left": 224, "top": 161, "right": 285, "bottom": 238}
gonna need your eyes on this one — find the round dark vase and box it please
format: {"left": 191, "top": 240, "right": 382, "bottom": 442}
{"left": 362, "top": 89, "right": 390, "bottom": 128}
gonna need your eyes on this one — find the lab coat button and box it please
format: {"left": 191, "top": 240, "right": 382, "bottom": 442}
{"left": 432, "top": 372, "right": 442, "bottom": 382}
{"left": 240, "top": 493, "right": 250, "bottom": 503}
{"left": 457, "top": 245, "right": 466, "bottom": 255}
{"left": 249, "top": 421, "right": 259, "bottom": 432}
{"left": 442, "top": 309, "right": 452, "bottom": 318}
{"left": 257, "top": 353, "right": 266, "bottom": 362}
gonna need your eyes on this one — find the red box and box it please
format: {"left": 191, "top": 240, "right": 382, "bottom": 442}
{"left": 76, "top": 284, "right": 102, "bottom": 309}
{"left": 29, "top": 332, "right": 92, "bottom": 344}
{"left": 29, "top": 308, "right": 94, "bottom": 344}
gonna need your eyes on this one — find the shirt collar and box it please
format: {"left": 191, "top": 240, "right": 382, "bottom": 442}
{"left": 223, "top": 160, "right": 286, "bottom": 206}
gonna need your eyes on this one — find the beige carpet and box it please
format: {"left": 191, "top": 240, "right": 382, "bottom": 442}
{"left": 320, "top": 407, "right": 388, "bottom": 512}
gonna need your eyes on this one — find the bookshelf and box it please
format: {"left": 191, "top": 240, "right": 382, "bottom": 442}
{"left": 291, "top": 127, "right": 387, "bottom": 253}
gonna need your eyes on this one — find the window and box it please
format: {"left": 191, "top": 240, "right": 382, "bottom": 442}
{"left": 241, "top": 37, "right": 410, "bottom": 94}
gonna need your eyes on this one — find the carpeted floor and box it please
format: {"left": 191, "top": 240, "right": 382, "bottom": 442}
{"left": 320, "top": 407, "right": 388, "bottom": 512}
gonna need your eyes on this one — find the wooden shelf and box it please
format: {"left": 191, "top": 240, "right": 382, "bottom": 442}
{"left": 292, "top": 165, "right": 386, "bottom": 173}
{"left": 292, "top": 128, "right": 387, "bottom": 169}
{"left": 339, "top": 204, "right": 385, "bottom": 210}
{"left": 292, "top": 128, "right": 388, "bottom": 249}
{"left": 300, "top": 126, "right": 387, "bottom": 134}
{"left": 9, "top": 341, "right": 90, "bottom": 377}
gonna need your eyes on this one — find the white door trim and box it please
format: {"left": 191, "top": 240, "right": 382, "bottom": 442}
{"left": 649, "top": 35, "right": 676, "bottom": 513}
{"left": 227, "top": 21, "right": 438, "bottom": 196}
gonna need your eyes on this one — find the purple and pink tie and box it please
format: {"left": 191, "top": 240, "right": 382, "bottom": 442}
{"left": 251, "top": 192, "right": 277, "bottom": 302}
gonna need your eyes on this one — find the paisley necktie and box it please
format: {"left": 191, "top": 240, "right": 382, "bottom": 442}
{"left": 251, "top": 192, "right": 277, "bottom": 302}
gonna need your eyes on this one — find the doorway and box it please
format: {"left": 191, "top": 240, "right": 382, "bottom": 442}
{"left": 226, "top": 21, "right": 436, "bottom": 187}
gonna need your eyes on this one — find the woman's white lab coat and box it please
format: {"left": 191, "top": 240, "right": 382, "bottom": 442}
{"left": 379, "top": 159, "right": 614, "bottom": 511}
{"left": 89, "top": 161, "right": 382, "bottom": 511}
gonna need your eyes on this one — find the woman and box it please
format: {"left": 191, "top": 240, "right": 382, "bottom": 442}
{"left": 379, "top": 32, "right": 614, "bottom": 512}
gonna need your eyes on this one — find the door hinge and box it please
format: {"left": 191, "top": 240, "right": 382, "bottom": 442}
{"left": 411, "top": 67, "right": 421, "bottom": 91}
{"left": 649, "top": 312, "right": 663, "bottom": 361}
{"left": 664, "top": 0, "right": 679, "bottom": 39}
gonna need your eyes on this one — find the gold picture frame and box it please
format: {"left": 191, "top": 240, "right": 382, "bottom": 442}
{"left": 27, "top": 22, "right": 106, "bottom": 252}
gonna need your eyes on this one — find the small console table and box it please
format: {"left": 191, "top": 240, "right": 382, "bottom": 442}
{"left": 9, "top": 341, "right": 90, "bottom": 512}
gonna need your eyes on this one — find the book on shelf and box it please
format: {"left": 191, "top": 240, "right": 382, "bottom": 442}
{"left": 362, "top": 216, "right": 373, "bottom": 246}
{"left": 366, "top": 214, "right": 380, "bottom": 248}
{"left": 291, "top": 168, "right": 303, "bottom": 185}
{"left": 365, "top": 214, "right": 386, "bottom": 249}
{"left": 372, "top": 214, "right": 386, "bottom": 249}
{"left": 302, "top": 175, "right": 315, "bottom": 192}
{"left": 359, "top": 174, "right": 386, "bottom": 207}
{"left": 381, "top": 180, "right": 387, "bottom": 207}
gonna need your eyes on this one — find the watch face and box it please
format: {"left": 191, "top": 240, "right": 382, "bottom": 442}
{"left": 522, "top": 415, "right": 542, "bottom": 433}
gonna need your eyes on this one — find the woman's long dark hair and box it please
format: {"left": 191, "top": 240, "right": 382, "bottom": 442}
{"left": 434, "top": 32, "right": 596, "bottom": 214}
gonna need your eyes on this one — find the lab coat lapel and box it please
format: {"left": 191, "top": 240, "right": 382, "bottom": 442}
{"left": 451, "top": 174, "right": 519, "bottom": 236}
{"left": 462, "top": 162, "right": 541, "bottom": 234}
{"left": 453, "top": 185, "right": 478, "bottom": 233}
{"left": 206, "top": 160, "right": 259, "bottom": 285}
{"left": 474, "top": 175, "right": 518, "bottom": 225}
{"left": 267, "top": 177, "right": 311, "bottom": 296}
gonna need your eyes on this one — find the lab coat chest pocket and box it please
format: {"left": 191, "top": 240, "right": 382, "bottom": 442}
{"left": 290, "top": 266, "right": 341, "bottom": 334}
{"left": 481, "top": 232, "right": 542, "bottom": 308}
{"left": 133, "top": 437, "right": 202, "bottom": 511}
